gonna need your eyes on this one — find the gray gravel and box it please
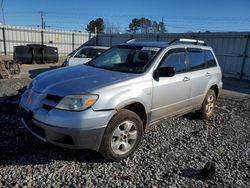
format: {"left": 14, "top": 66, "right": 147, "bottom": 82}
{"left": 0, "top": 79, "right": 250, "bottom": 187}
{"left": 0, "top": 78, "right": 31, "bottom": 97}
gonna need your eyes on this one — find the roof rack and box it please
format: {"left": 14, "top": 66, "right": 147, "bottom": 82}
{"left": 168, "top": 38, "right": 207, "bottom": 46}
{"left": 124, "top": 38, "right": 137, "bottom": 43}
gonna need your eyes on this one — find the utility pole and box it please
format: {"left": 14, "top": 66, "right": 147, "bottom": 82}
{"left": 39, "top": 11, "right": 45, "bottom": 29}
{"left": 95, "top": 27, "right": 97, "bottom": 46}
{"left": 1, "top": 0, "right": 5, "bottom": 25}
{"left": 160, "top": 16, "right": 165, "bottom": 33}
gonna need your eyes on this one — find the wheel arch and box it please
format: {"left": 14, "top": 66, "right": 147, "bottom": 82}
{"left": 209, "top": 84, "right": 219, "bottom": 98}
{"left": 118, "top": 102, "right": 148, "bottom": 130}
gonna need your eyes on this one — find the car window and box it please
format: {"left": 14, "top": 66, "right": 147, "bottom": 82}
{"left": 99, "top": 48, "right": 127, "bottom": 65}
{"left": 188, "top": 49, "right": 206, "bottom": 71}
{"left": 205, "top": 50, "right": 217, "bottom": 67}
{"left": 160, "top": 50, "right": 186, "bottom": 73}
{"left": 86, "top": 46, "right": 160, "bottom": 73}
{"left": 74, "top": 48, "right": 105, "bottom": 58}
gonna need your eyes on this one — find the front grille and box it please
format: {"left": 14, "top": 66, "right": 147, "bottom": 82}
{"left": 53, "top": 135, "right": 74, "bottom": 145}
{"left": 20, "top": 107, "right": 45, "bottom": 138}
{"left": 42, "top": 94, "right": 62, "bottom": 111}
{"left": 43, "top": 104, "right": 54, "bottom": 111}
{"left": 46, "top": 94, "right": 62, "bottom": 102}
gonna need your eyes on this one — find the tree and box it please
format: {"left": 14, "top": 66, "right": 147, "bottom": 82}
{"left": 129, "top": 18, "right": 141, "bottom": 33}
{"left": 105, "top": 20, "right": 122, "bottom": 34}
{"left": 128, "top": 17, "right": 167, "bottom": 34}
{"left": 158, "top": 21, "right": 167, "bottom": 33}
{"left": 140, "top": 17, "right": 152, "bottom": 34}
{"left": 86, "top": 18, "right": 105, "bottom": 33}
{"left": 152, "top": 21, "right": 160, "bottom": 33}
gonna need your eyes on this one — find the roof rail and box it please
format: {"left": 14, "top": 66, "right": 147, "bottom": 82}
{"left": 168, "top": 38, "right": 207, "bottom": 46}
{"left": 124, "top": 38, "right": 137, "bottom": 43}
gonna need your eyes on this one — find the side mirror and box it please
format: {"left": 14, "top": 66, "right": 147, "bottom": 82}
{"left": 155, "top": 67, "right": 175, "bottom": 78}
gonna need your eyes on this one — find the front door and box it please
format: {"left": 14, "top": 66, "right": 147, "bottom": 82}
{"left": 151, "top": 48, "right": 191, "bottom": 122}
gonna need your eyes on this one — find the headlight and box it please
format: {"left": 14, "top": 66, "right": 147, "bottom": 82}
{"left": 56, "top": 95, "right": 98, "bottom": 111}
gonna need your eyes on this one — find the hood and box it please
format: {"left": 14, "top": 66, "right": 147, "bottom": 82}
{"left": 32, "top": 65, "right": 137, "bottom": 96}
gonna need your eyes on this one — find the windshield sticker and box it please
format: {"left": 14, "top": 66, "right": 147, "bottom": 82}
{"left": 141, "top": 47, "right": 160, "bottom": 52}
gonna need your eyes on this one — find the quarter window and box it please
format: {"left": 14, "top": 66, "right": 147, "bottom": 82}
{"left": 205, "top": 50, "right": 217, "bottom": 67}
{"left": 160, "top": 51, "right": 186, "bottom": 73}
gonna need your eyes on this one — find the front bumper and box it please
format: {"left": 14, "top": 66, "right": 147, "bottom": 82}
{"left": 20, "top": 90, "right": 116, "bottom": 150}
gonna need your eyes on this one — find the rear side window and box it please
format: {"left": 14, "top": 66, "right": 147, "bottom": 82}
{"left": 160, "top": 49, "right": 186, "bottom": 73}
{"left": 205, "top": 50, "right": 217, "bottom": 67}
{"left": 188, "top": 49, "right": 206, "bottom": 71}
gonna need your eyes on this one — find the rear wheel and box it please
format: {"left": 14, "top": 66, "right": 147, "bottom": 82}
{"left": 99, "top": 109, "right": 143, "bottom": 161}
{"left": 198, "top": 89, "right": 216, "bottom": 119}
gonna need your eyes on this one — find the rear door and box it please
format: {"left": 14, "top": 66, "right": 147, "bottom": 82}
{"left": 187, "top": 48, "right": 209, "bottom": 106}
{"left": 151, "top": 48, "right": 191, "bottom": 121}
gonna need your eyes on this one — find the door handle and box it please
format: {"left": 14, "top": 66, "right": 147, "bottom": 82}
{"left": 183, "top": 77, "right": 190, "bottom": 82}
{"left": 205, "top": 72, "right": 211, "bottom": 77}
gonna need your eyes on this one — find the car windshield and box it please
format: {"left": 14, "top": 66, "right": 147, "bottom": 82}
{"left": 74, "top": 48, "right": 106, "bottom": 58}
{"left": 86, "top": 46, "right": 161, "bottom": 73}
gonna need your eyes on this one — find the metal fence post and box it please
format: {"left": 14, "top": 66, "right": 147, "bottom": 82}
{"left": 240, "top": 34, "right": 250, "bottom": 79}
{"left": 72, "top": 32, "right": 75, "bottom": 51}
{"left": 2, "top": 27, "right": 7, "bottom": 55}
{"left": 95, "top": 34, "right": 98, "bottom": 46}
{"left": 110, "top": 34, "right": 113, "bottom": 47}
{"left": 88, "top": 32, "right": 91, "bottom": 40}
{"left": 41, "top": 30, "right": 44, "bottom": 45}
{"left": 156, "top": 34, "right": 160, "bottom": 41}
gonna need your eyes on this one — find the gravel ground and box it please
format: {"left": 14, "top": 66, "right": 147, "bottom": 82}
{"left": 0, "top": 78, "right": 31, "bottom": 97}
{"left": 0, "top": 78, "right": 250, "bottom": 187}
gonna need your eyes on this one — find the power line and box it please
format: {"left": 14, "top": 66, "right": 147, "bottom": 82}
{"left": 2, "top": 10, "right": 250, "bottom": 33}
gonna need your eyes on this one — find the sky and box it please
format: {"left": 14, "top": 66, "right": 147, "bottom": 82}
{"left": 1, "top": 0, "right": 250, "bottom": 33}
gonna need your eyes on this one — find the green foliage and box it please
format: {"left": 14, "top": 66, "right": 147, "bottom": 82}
{"left": 86, "top": 18, "right": 105, "bottom": 33}
{"left": 128, "top": 17, "right": 167, "bottom": 34}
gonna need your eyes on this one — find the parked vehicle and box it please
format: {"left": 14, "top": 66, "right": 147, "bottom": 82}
{"left": 61, "top": 46, "right": 109, "bottom": 67}
{"left": 20, "top": 38, "right": 223, "bottom": 161}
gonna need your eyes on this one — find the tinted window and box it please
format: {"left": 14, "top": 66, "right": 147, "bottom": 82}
{"left": 188, "top": 49, "right": 206, "bottom": 71}
{"left": 160, "top": 51, "right": 186, "bottom": 73}
{"left": 205, "top": 50, "right": 217, "bottom": 67}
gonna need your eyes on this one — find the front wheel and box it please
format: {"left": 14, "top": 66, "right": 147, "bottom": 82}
{"left": 99, "top": 109, "right": 143, "bottom": 161}
{"left": 198, "top": 89, "right": 216, "bottom": 119}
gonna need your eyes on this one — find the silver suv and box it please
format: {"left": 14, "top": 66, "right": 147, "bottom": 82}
{"left": 20, "top": 38, "right": 223, "bottom": 161}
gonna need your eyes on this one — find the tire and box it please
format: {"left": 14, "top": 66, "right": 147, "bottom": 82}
{"left": 99, "top": 109, "right": 143, "bottom": 161}
{"left": 198, "top": 89, "right": 216, "bottom": 119}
